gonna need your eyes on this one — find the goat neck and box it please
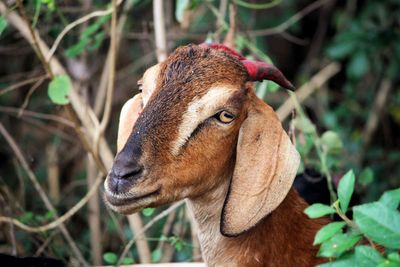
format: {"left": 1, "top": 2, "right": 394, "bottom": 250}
{"left": 187, "top": 184, "right": 327, "bottom": 266}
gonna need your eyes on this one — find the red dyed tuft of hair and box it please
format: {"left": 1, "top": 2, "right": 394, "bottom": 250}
{"left": 200, "top": 43, "right": 295, "bottom": 90}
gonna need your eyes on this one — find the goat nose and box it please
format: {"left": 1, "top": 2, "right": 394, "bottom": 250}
{"left": 111, "top": 162, "right": 143, "bottom": 180}
{"left": 112, "top": 165, "right": 143, "bottom": 180}
{"left": 111, "top": 152, "right": 143, "bottom": 181}
{"left": 108, "top": 154, "right": 143, "bottom": 194}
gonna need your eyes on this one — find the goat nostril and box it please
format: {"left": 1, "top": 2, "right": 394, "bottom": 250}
{"left": 120, "top": 167, "right": 143, "bottom": 180}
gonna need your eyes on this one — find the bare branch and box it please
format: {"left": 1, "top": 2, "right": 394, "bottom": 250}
{"left": 0, "top": 74, "right": 48, "bottom": 96}
{"left": 0, "top": 171, "right": 103, "bottom": 233}
{"left": 277, "top": 62, "right": 341, "bottom": 121}
{"left": 117, "top": 201, "right": 185, "bottom": 266}
{"left": 359, "top": 78, "right": 392, "bottom": 163}
{"left": 0, "top": 106, "right": 75, "bottom": 127}
{"left": 46, "top": 9, "right": 112, "bottom": 62}
{"left": 153, "top": 0, "right": 167, "bottom": 62}
{"left": 248, "top": 0, "right": 332, "bottom": 37}
{"left": 94, "top": 0, "right": 118, "bottom": 156}
{"left": 15, "top": 0, "right": 53, "bottom": 77}
{"left": 0, "top": 122, "right": 89, "bottom": 266}
{"left": 127, "top": 215, "right": 151, "bottom": 263}
{"left": 87, "top": 156, "right": 102, "bottom": 266}
{"left": 94, "top": 0, "right": 136, "bottom": 115}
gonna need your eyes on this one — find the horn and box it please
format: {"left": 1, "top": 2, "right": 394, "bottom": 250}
{"left": 242, "top": 60, "right": 295, "bottom": 90}
{"left": 199, "top": 43, "right": 295, "bottom": 90}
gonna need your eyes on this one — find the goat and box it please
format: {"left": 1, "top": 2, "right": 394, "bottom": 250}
{"left": 104, "top": 44, "right": 327, "bottom": 266}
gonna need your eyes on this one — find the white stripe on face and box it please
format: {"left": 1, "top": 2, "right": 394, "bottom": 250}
{"left": 171, "top": 86, "right": 237, "bottom": 156}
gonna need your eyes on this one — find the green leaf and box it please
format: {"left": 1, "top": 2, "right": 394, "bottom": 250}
{"left": 35, "top": 214, "right": 46, "bottom": 223}
{"left": 234, "top": 0, "right": 281, "bottom": 9}
{"left": 32, "top": 0, "right": 42, "bottom": 27}
{"left": 314, "top": 222, "right": 347, "bottom": 245}
{"left": 353, "top": 202, "right": 400, "bottom": 249}
{"left": 65, "top": 38, "right": 90, "bottom": 58}
{"left": 346, "top": 51, "right": 369, "bottom": 79}
{"left": 338, "top": 170, "right": 355, "bottom": 213}
{"left": 142, "top": 208, "right": 155, "bottom": 217}
{"left": 66, "top": 15, "right": 110, "bottom": 58}
{"left": 355, "top": 246, "right": 385, "bottom": 267}
{"left": 82, "top": 15, "right": 110, "bottom": 39}
{"left": 304, "top": 203, "right": 335, "bottom": 219}
{"left": 103, "top": 252, "right": 118, "bottom": 264}
{"left": 121, "top": 257, "right": 134, "bottom": 265}
{"left": 326, "top": 41, "right": 356, "bottom": 60}
{"left": 45, "top": 210, "right": 56, "bottom": 220}
{"left": 151, "top": 248, "right": 162, "bottom": 262}
{"left": 0, "top": 15, "right": 7, "bottom": 37}
{"left": 318, "top": 232, "right": 362, "bottom": 258}
{"left": 48, "top": 75, "right": 71, "bottom": 105}
{"left": 359, "top": 168, "right": 374, "bottom": 186}
{"left": 174, "top": 239, "right": 183, "bottom": 251}
{"left": 378, "top": 259, "right": 400, "bottom": 267}
{"left": 42, "top": 0, "right": 55, "bottom": 11}
{"left": 18, "top": 212, "right": 34, "bottom": 223}
{"left": 379, "top": 188, "right": 400, "bottom": 210}
{"left": 317, "top": 252, "right": 356, "bottom": 267}
{"left": 266, "top": 81, "right": 280, "bottom": 92}
{"left": 175, "top": 0, "right": 190, "bottom": 23}
{"left": 167, "top": 236, "right": 184, "bottom": 251}
{"left": 387, "top": 253, "right": 400, "bottom": 262}
{"left": 321, "top": 131, "right": 343, "bottom": 153}
{"left": 86, "top": 31, "right": 106, "bottom": 52}
{"left": 159, "top": 235, "right": 169, "bottom": 242}
{"left": 294, "top": 117, "right": 316, "bottom": 134}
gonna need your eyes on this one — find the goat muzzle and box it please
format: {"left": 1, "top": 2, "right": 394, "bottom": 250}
{"left": 106, "top": 149, "right": 144, "bottom": 194}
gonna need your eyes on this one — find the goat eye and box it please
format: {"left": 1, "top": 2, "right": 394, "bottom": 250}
{"left": 216, "top": 111, "right": 235, "bottom": 123}
{"left": 138, "top": 84, "right": 143, "bottom": 92}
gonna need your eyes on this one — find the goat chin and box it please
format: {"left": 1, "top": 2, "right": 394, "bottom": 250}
{"left": 104, "top": 44, "right": 329, "bottom": 266}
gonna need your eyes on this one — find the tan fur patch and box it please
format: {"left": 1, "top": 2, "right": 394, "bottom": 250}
{"left": 171, "top": 85, "right": 237, "bottom": 155}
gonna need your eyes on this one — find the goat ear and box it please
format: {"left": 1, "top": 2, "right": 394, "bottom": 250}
{"left": 221, "top": 96, "right": 300, "bottom": 236}
{"left": 117, "top": 94, "right": 143, "bottom": 152}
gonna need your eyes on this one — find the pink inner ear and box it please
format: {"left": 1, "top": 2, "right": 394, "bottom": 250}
{"left": 199, "top": 43, "right": 295, "bottom": 90}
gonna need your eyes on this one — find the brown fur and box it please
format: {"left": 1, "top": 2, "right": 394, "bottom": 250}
{"left": 188, "top": 186, "right": 328, "bottom": 266}
{"left": 104, "top": 45, "right": 328, "bottom": 266}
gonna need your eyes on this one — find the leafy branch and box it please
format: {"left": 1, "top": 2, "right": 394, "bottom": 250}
{"left": 305, "top": 170, "right": 400, "bottom": 267}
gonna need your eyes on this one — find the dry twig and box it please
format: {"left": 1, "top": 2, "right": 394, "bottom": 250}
{"left": 18, "top": 77, "right": 46, "bottom": 116}
{"left": 0, "top": 122, "right": 89, "bottom": 266}
{"left": 153, "top": 0, "right": 167, "bottom": 62}
{"left": 93, "top": 0, "right": 118, "bottom": 156}
{"left": 94, "top": 0, "right": 136, "bottom": 115}
{"left": 277, "top": 62, "right": 341, "bottom": 121}
{"left": 0, "top": 171, "right": 103, "bottom": 233}
{"left": 15, "top": 0, "right": 53, "bottom": 77}
{"left": 359, "top": 78, "right": 392, "bottom": 163}
{"left": 117, "top": 201, "right": 185, "bottom": 266}
{"left": 46, "top": 7, "right": 119, "bottom": 62}
{"left": 87, "top": 156, "right": 102, "bottom": 266}
{"left": 248, "top": 0, "right": 333, "bottom": 37}
{"left": 127, "top": 213, "right": 152, "bottom": 263}
{"left": 0, "top": 74, "right": 48, "bottom": 96}
{"left": 0, "top": 106, "right": 75, "bottom": 127}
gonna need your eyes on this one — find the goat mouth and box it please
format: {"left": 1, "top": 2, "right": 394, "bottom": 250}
{"left": 105, "top": 188, "right": 161, "bottom": 207}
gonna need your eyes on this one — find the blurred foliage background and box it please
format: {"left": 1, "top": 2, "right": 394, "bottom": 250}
{"left": 0, "top": 0, "right": 399, "bottom": 266}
